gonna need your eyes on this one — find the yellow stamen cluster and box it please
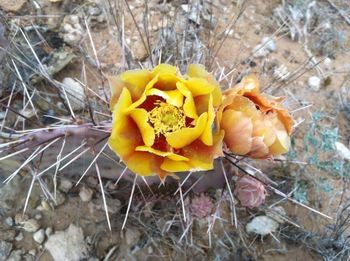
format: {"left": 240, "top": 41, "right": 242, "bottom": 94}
{"left": 148, "top": 102, "right": 186, "bottom": 136}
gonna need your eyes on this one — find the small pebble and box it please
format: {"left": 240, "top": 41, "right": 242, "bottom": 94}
{"left": 33, "top": 229, "right": 45, "bottom": 244}
{"left": 45, "top": 227, "right": 53, "bottom": 237}
{"left": 28, "top": 249, "right": 36, "bottom": 256}
{"left": 59, "top": 178, "right": 73, "bottom": 193}
{"left": 15, "top": 232, "right": 24, "bottom": 242}
{"left": 79, "top": 186, "right": 94, "bottom": 202}
{"left": 246, "top": 215, "right": 279, "bottom": 236}
{"left": 261, "top": 36, "right": 277, "bottom": 52}
{"left": 34, "top": 214, "right": 42, "bottom": 220}
{"left": 308, "top": 76, "right": 321, "bottom": 91}
{"left": 5, "top": 217, "right": 14, "bottom": 227}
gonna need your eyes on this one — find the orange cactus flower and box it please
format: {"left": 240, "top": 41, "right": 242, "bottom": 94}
{"left": 108, "top": 64, "right": 224, "bottom": 180}
{"left": 218, "top": 75, "right": 293, "bottom": 158}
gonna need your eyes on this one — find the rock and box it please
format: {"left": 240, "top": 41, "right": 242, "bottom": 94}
{"left": 79, "top": 186, "right": 94, "bottom": 202}
{"left": 261, "top": 37, "right": 277, "bottom": 52}
{"left": 88, "top": 197, "right": 121, "bottom": 215}
{"left": 246, "top": 216, "right": 279, "bottom": 236}
{"left": 0, "top": 240, "right": 12, "bottom": 261}
{"left": 308, "top": 76, "right": 321, "bottom": 91}
{"left": 324, "top": 57, "right": 332, "bottom": 69}
{"left": 7, "top": 249, "right": 22, "bottom": 261}
{"left": 0, "top": 174, "right": 23, "bottom": 213}
{"left": 15, "top": 233, "right": 23, "bottom": 242}
{"left": 60, "top": 15, "right": 84, "bottom": 45}
{"left": 253, "top": 36, "right": 276, "bottom": 58}
{"left": 0, "top": 0, "right": 26, "bottom": 13}
{"left": 59, "top": 178, "right": 73, "bottom": 193}
{"left": 266, "top": 206, "right": 287, "bottom": 224}
{"left": 273, "top": 64, "right": 290, "bottom": 81}
{"left": 54, "top": 191, "right": 66, "bottom": 207}
{"left": 28, "top": 249, "right": 36, "bottom": 256}
{"left": 14, "top": 215, "right": 40, "bottom": 233}
{"left": 45, "top": 227, "right": 53, "bottom": 237}
{"left": 60, "top": 78, "right": 86, "bottom": 111}
{"left": 335, "top": 142, "right": 350, "bottom": 161}
{"left": 33, "top": 229, "right": 45, "bottom": 244}
{"left": 4, "top": 217, "right": 14, "bottom": 227}
{"left": 124, "top": 228, "right": 141, "bottom": 246}
{"left": 34, "top": 214, "right": 42, "bottom": 220}
{"left": 45, "top": 224, "right": 89, "bottom": 261}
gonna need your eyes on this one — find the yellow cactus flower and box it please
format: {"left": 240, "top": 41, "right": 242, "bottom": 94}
{"left": 108, "top": 64, "right": 224, "bottom": 180}
{"left": 218, "top": 75, "right": 293, "bottom": 158}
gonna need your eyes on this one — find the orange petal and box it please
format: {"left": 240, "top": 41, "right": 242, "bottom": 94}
{"left": 268, "top": 119, "right": 291, "bottom": 155}
{"left": 226, "top": 95, "right": 260, "bottom": 118}
{"left": 221, "top": 110, "right": 253, "bottom": 155}
{"left": 129, "top": 109, "right": 155, "bottom": 147}
{"left": 166, "top": 112, "right": 208, "bottom": 149}
{"left": 252, "top": 115, "right": 277, "bottom": 147}
{"left": 248, "top": 137, "right": 269, "bottom": 158}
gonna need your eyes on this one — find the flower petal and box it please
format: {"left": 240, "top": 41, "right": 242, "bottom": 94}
{"left": 221, "top": 110, "right": 253, "bottom": 155}
{"left": 160, "top": 159, "right": 192, "bottom": 172}
{"left": 108, "top": 88, "right": 143, "bottom": 157}
{"left": 166, "top": 112, "right": 208, "bottom": 149}
{"left": 187, "top": 64, "right": 222, "bottom": 107}
{"left": 129, "top": 109, "right": 155, "bottom": 147}
{"left": 200, "top": 94, "right": 214, "bottom": 146}
{"left": 152, "top": 64, "right": 177, "bottom": 75}
{"left": 120, "top": 69, "right": 152, "bottom": 100}
{"left": 124, "top": 151, "right": 166, "bottom": 177}
{"left": 125, "top": 75, "right": 159, "bottom": 112}
{"left": 135, "top": 146, "right": 189, "bottom": 161}
{"left": 108, "top": 75, "right": 124, "bottom": 110}
{"left": 183, "top": 77, "right": 215, "bottom": 96}
{"left": 248, "top": 137, "right": 269, "bottom": 158}
{"left": 269, "top": 119, "right": 291, "bottom": 155}
{"left": 146, "top": 88, "right": 184, "bottom": 107}
{"left": 176, "top": 82, "right": 198, "bottom": 119}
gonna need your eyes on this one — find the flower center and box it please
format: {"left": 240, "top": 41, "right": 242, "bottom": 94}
{"left": 148, "top": 102, "right": 186, "bottom": 136}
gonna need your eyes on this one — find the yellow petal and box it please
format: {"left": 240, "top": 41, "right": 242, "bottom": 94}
{"left": 120, "top": 69, "right": 152, "bottom": 100}
{"left": 135, "top": 146, "right": 189, "bottom": 161}
{"left": 183, "top": 77, "right": 215, "bottom": 96}
{"left": 124, "top": 152, "right": 165, "bottom": 177}
{"left": 221, "top": 110, "right": 253, "bottom": 155}
{"left": 200, "top": 94, "right": 214, "bottom": 146}
{"left": 129, "top": 109, "right": 155, "bottom": 147}
{"left": 108, "top": 75, "right": 124, "bottom": 110}
{"left": 125, "top": 75, "right": 159, "bottom": 112}
{"left": 161, "top": 158, "right": 192, "bottom": 172}
{"left": 187, "top": 64, "right": 222, "bottom": 107}
{"left": 146, "top": 88, "right": 184, "bottom": 107}
{"left": 166, "top": 112, "right": 208, "bottom": 149}
{"left": 108, "top": 88, "right": 142, "bottom": 157}
{"left": 176, "top": 82, "right": 198, "bottom": 119}
{"left": 152, "top": 64, "right": 177, "bottom": 75}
